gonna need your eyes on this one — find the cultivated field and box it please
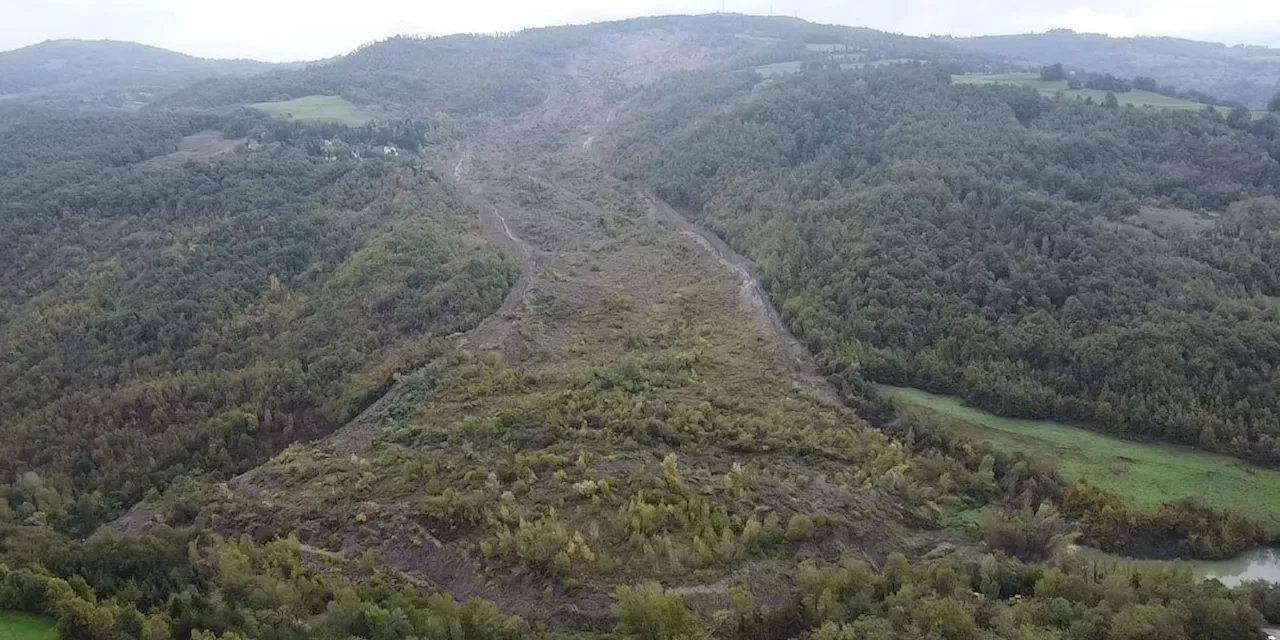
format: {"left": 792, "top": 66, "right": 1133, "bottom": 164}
{"left": 250, "top": 95, "right": 371, "bottom": 125}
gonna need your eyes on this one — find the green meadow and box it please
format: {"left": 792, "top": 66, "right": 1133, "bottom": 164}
{"left": 0, "top": 611, "right": 56, "bottom": 640}
{"left": 250, "top": 95, "right": 372, "bottom": 125}
{"left": 953, "top": 72, "right": 1214, "bottom": 111}
{"left": 881, "top": 385, "right": 1280, "bottom": 523}
{"left": 754, "top": 61, "right": 804, "bottom": 77}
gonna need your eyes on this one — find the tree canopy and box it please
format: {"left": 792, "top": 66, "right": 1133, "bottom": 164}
{"left": 613, "top": 66, "right": 1280, "bottom": 465}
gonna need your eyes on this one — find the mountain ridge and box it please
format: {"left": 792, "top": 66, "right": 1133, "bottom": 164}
{"left": 0, "top": 39, "right": 290, "bottom": 96}
{"left": 941, "top": 28, "right": 1280, "bottom": 106}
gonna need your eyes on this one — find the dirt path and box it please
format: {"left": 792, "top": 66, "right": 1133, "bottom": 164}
{"left": 441, "top": 149, "right": 539, "bottom": 354}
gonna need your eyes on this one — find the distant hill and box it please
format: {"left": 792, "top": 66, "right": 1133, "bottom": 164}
{"left": 0, "top": 39, "right": 294, "bottom": 129}
{"left": 940, "top": 29, "right": 1280, "bottom": 107}
{"left": 0, "top": 39, "right": 284, "bottom": 98}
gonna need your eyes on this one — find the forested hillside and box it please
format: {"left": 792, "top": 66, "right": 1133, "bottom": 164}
{"left": 0, "top": 111, "right": 516, "bottom": 535}
{"left": 159, "top": 14, "right": 995, "bottom": 118}
{"left": 0, "top": 40, "right": 289, "bottom": 130}
{"left": 0, "top": 40, "right": 278, "bottom": 97}
{"left": 613, "top": 66, "right": 1280, "bottom": 465}
{"left": 943, "top": 30, "right": 1280, "bottom": 107}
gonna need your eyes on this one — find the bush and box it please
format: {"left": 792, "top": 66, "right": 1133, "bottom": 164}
{"left": 786, "top": 514, "right": 817, "bottom": 542}
{"left": 614, "top": 583, "right": 708, "bottom": 640}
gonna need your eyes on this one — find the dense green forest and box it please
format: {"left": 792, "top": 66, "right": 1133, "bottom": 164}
{"left": 612, "top": 65, "right": 1280, "bottom": 467}
{"left": 0, "top": 110, "right": 516, "bottom": 535}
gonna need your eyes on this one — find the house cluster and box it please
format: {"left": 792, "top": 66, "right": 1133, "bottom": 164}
{"left": 316, "top": 138, "right": 400, "bottom": 160}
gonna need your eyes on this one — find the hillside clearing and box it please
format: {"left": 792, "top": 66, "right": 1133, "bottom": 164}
{"left": 136, "top": 130, "right": 243, "bottom": 169}
{"left": 881, "top": 386, "right": 1280, "bottom": 523}
{"left": 1135, "top": 205, "right": 1217, "bottom": 231}
{"left": 754, "top": 61, "right": 803, "bottom": 77}
{"left": 953, "top": 72, "right": 1219, "bottom": 111}
{"left": 250, "top": 95, "right": 371, "bottom": 124}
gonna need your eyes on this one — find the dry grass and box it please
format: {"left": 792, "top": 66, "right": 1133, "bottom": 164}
{"left": 136, "top": 131, "right": 243, "bottom": 169}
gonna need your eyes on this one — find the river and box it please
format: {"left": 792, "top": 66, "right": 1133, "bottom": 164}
{"left": 1182, "top": 547, "right": 1280, "bottom": 587}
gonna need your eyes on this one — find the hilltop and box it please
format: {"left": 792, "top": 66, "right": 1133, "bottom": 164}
{"left": 0, "top": 39, "right": 284, "bottom": 96}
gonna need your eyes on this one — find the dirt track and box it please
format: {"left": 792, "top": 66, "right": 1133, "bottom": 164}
{"left": 441, "top": 149, "right": 539, "bottom": 355}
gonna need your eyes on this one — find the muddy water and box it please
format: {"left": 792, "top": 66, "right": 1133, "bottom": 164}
{"left": 1181, "top": 547, "right": 1280, "bottom": 587}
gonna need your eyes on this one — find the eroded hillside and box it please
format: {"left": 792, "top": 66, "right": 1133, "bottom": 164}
{"left": 4, "top": 15, "right": 1280, "bottom": 640}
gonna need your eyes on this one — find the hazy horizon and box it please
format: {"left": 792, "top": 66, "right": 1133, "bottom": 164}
{"left": 3, "top": 0, "right": 1280, "bottom": 62}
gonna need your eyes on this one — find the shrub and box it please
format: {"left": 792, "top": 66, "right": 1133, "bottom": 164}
{"left": 614, "top": 583, "right": 708, "bottom": 640}
{"left": 786, "top": 514, "right": 817, "bottom": 542}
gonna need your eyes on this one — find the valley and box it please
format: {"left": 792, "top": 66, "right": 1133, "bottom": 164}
{"left": 2, "top": 12, "right": 1280, "bottom": 640}
{"left": 186, "top": 36, "right": 947, "bottom": 630}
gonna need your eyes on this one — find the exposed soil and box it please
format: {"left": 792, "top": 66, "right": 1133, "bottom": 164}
{"left": 107, "top": 29, "right": 970, "bottom": 633}
{"left": 638, "top": 192, "right": 843, "bottom": 407}
{"left": 311, "top": 34, "right": 899, "bottom": 620}
{"left": 439, "top": 148, "right": 541, "bottom": 357}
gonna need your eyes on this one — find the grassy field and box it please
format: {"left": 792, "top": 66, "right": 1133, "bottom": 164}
{"left": 250, "top": 95, "right": 371, "bottom": 125}
{"left": 0, "top": 611, "right": 56, "bottom": 640}
{"left": 754, "top": 61, "right": 803, "bottom": 77}
{"left": 758, "top": 57, "right": 917, "bottom": 76}
{"left": 804, "top": 43, "right": 849, "bottom": 52}
{"left": 953, "top": 72, "right": 1069, "bottom": 92}
{"left": 953, "top": 72, "right": 1212, "bottom": 111}
{"left": 1135, "top": 205, "right": 1216, "bottom": 230}
{"left": 881, "top": 386, "right": 1280, "bottom": 523}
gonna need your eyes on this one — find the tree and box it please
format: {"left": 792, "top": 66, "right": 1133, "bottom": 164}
{"left": 913, "top": 598, "right": 979, "bottom": 640}
{"left": 1040, "top": 63, "right": 1065, "bottom": 82}
{"left": 1104, "top": 92, "right": 1120, "bottom": 109}
{"left": 1133, "top": 76, "right": 1158, "bottom": 92}
{"left": 1269, "top": 89, "right": 1280, "bottom": 113}
{"left": 1227, "top": 106, "right": 1252, "bottom": 128}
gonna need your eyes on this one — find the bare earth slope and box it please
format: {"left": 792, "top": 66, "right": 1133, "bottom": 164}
{"left": 151, "top": 30, "right": 960, "bottom": 632}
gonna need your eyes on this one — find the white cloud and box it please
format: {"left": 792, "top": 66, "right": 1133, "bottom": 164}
{"left": 2, "top": 0, "right": 1279, "bottom": 61}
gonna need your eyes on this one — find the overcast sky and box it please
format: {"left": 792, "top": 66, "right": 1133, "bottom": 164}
{"left": 4, "top": 0, "right": 1280, "bottom": 61}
